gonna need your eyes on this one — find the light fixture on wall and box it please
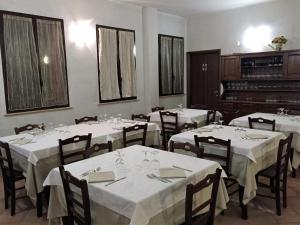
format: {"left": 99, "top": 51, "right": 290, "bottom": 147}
{"left": 69, "top": 20, "right": 94, "bottom": 47}
{"left": 243, "top": 25, "right": 272, "bottom": 52}
{"left": 43, "top": 55, "right": 50, "bottom": 64}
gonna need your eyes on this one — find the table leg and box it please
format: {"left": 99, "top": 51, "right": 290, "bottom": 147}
{"left": 238, "top": 185, "right": 248, "bottom": 220}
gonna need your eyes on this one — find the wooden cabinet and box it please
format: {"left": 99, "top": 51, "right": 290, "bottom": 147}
{"left": 285, "top": 51, "right": 300, "bottom": 79}
{"left": 221, "top": 55, "right": 240, "bottom": 80}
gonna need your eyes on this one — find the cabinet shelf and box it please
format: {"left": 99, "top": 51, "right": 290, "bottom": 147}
{"left": 241, "top": 65, "right": 283, "bottom": 68}
{"left": 225, "top": 89, "right": 300, "bottom": 92}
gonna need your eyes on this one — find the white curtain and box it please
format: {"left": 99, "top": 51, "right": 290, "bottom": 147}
{"left": 3, "top": 14, "right": 42, "bottom": 111}
{"left": 118, "top": 31, "right": 137, "bottom": 98}
{"left": 173, "top": 38, "right": 184, "bottom": 94}
{"left": 160, "top": 36, "right": 173, "bottom": 95}
{"left": 37, "top": 19, "right": 68, "bottom": 107}
{"left": 98, "top": 27, "right": 120, "bottom": 100}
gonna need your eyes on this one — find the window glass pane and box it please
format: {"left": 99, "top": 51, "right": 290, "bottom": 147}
{"left": 160, "top": 36, "right": 173, "bottom": 95}
{"left": 3, "top": 14, "right": 42, "bottom": 111}
{"left": 98, "top": 27, "right": 120, "bottom": 101}
{"left": 118, "top": 30, "right": 137, "bottom": 98}
{"left": 173, "top": 38, "right": 184, "bottom": 94}
{"left": 37, "top": 19, "right": 69, "bottom": 107}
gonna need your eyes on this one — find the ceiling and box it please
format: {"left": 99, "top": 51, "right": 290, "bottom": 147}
{"left": 114, "top": 0, "right": 280, "bottom": 17}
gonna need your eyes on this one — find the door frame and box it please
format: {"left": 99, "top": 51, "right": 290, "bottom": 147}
{"left": 187, "top": 49, "right": 221, "bottom": 109}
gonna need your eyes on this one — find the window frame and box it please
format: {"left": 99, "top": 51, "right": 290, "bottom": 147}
{"left": 0, "top": 10, "right": 70, "bottom": 114}
{"left": 96, "top": 24, "right": 137, "bottom": 103}
{"left": 158, "top": 34, "right": 184, "bottom": 96}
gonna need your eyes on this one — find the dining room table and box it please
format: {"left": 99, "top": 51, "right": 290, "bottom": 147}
{"left": 43, "top": 145, "right": 229, "bottom": 225}
{"left": 148, "top": 108, "right": 222, "bottom": 127}
{"left": 229, "top": 112, "right": 300, "bottom": 174}
{"left": 0, "top": 119, "right": 161, "bottom": 216}
{"left": 169, "top": 124, "right": 286, "bottom": 219}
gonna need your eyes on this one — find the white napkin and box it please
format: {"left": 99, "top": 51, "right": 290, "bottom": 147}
{"left": 245, "top": 133, "right": 269, "bottom": 139}
{"left": 159, "top": 168, "right": 186, "bottom": 178}
{"left": 12, "top": 138, "right": 33, "bottom": 145}
{"left": 88, "top": 171, "right": 115, "bottom": 183}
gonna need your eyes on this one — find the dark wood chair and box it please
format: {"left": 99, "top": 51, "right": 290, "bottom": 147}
{"left": 169, "top": 140, "right": 202, "bottom": 158}
{"left": 75, "top": 116, "right": 98, "bottom": 125}
{"left": 59, "top": 133, "right": 92, "bottom": 165}
{"left": 59, "top": 166, "right": 91, "bottom": 225}
{"left": 256, "top": 133, "right": 293, "bottom": 216}
{"left": 83, "top": 141, "right": 113, "bottom": 159}
{"left": 248, "top": 117, "right": 276, "bottom": 131}
{"left": 206, "top": 110, "right": 217, "bottom": 125}
{"left": 14, "top": 124, "right": 44, "bottom": 135}
{"left": 131, "top": 114, "right": 150, "bottom": 122}
{"left": 0, "top": 141, "right": 27, "bottom": 216}
{"left": 123, "top": 124, "right": 148, "bottom": 147}
{"left": 182, "top": 168, "right": 222, "bottom": 225}
{"left": 178, "top": 122, "right": 197, "bottom": 133}
{"left": 159, "top": 111, "right": 179, "bottom": 150}
{"left": 152, "top": 106, "right": 165, "bottom": 112}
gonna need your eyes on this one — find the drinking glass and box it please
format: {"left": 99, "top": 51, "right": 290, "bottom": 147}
{"left": 150, "top": 150, "right": 160, "bottom": 173}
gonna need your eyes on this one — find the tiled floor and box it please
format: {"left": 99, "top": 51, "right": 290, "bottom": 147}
{"left": 0, "top": 169, "right": 300, "bottom": 225}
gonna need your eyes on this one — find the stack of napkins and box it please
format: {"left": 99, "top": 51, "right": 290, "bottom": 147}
{"left": 87, "top": 171, "right": 115, "bottom": 183}
{"left": 245, "top": 133, "right": 269, "bottom": 139}
{"left": 159, "top": 168, "right": 186, "bottom": 179}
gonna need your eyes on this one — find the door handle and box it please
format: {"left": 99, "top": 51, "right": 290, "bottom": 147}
{"left": 202, "top": 64, "right": 205, "bottom": 72}
{"left": 205, "top": 64, "right": 208, "bottom": 72}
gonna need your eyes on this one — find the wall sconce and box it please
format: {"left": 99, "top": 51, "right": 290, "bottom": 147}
{"left": 243, "top": 25, "right": 272, "bottom": 52}
{"left": 69, "top": 20, "right": 94, "bottom": 47}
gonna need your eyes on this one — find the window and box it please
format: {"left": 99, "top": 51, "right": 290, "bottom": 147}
{"left": 158, "top": 34, "right": 184, "bottom": 96}
{"left": 96, "top": 25, "right": 137, "bottom": 103}
{"left": 0, "top": 11, "right": 69, "bottom": 113}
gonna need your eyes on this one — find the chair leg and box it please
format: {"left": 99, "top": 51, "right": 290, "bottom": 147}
{"left": 292, "top": 168, "right": 297, "bottom": 178}
{"left": 36, "top": 192, "right": 43, "bottom": 217}
{"left": 4, "top": 189, "right": 9, "bottom": 209}
{"left": 10, "top": 187, "right": 15, "bottom": 216}
{"left": 62, "top": 216, "right": 69, "bottom": 225}
{"left": 283, "top": 179, "right": 287, "bottom": 208}
{"left": 275, "top": 184, "right": 281, "bottom": 216}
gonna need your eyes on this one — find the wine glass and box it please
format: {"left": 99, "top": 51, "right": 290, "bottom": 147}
{"left": 150, "top": 151, "right": 160, "bottom": 173}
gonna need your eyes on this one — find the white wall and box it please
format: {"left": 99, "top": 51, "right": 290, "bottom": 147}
{"left": 0, "top": 0, "right": 187, "bottom": 136}
{"left": 188, "top": 0, "right": 300, "bottom": 54}
{"left": 158, "top": 12, "right": 187, "bottom": 108}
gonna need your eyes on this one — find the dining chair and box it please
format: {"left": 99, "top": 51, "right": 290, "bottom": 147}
{"left": 59, "top": 166, "right": 91, "bottom": 225}
{"left": 178, "top": 122, "right": 197, "bottom": 133}
{"left": 59, "top": 133, "right": 92, "bottom": 165}
{"left": 0, "top": 141, "right": 27, "bottom": 216}
{"left": 159, "top": 111, "right": 179, "bottom": 150}
{"left": 75, "top": 116, "right": 98, "bottom": 125}
{"left": 182, "top": 168, "right": 222, "bottom": 225}
{"left": 14, "top": 123, "right": 44, "bottom": 135}
{"left": 152, "top": 106, "right": 165, "bottom": 112}
{"left": 131, "top": 114, "right": 150, "bottom": 122}
{"left": 83, "top": 141, "right": 113, "bottom": 159}
{"left": 248, "top": 117, "right": 276, "bottom": 131}
{"left": 206, "top": 110, "right": 217, "bottom": 125}
{"left": 123, "top": 124, "right": 148, "bottom": 147}
{"left": 169, "top": 140, "right": 202, "bottom": 158}
{"left": 255, "top": 133, "right": 293, "bottom": 216}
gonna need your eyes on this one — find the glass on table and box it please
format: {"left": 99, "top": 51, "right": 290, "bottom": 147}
{"left": 150, "top": 150, "right": 160, "bottom": 173}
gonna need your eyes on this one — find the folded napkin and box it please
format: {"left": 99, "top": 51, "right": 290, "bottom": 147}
{"left": 159, "top": 168, "right": 186, "bottom": 179}
{"left": 193, "top": 128, "right": 213, "bottom": 133}
{"left": 88, "top": 171, "right": 115, "bottom": 183}
{"left": 245, "top": 133, "right": 269, "bottom": 139}
{"left": 12, "top": 138, "right": 33, "bottom": 145}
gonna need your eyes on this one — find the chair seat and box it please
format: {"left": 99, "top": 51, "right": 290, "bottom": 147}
{"left": 258, "top": 165, "right": 276, "bottom": 178}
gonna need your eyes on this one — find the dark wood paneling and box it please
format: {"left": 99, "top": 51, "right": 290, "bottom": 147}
{"left": 221, "top": 55, "right": 240, "bottom": 80}
{"left": 285, "top": 51, "right": 300, "bottom": 79}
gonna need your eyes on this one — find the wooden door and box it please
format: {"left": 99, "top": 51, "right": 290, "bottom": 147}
{"left": 187, "top": 50, "right": 221, "bottom": 109}
{"left": 221, "top": 55, "right": 240, "bottom": 80}
{"left": 187, "top": 53, "right": 207, "bottom": 109}
{"left": 285, "top": 51, "right": 300, "bottom": 79}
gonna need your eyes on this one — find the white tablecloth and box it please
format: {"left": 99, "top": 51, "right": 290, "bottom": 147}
{"left": 229, "top": 113, "right": 300, "bottom": 169}
{"left": 169, "top": 125, "right": 286, "bottom": 204}
{"left": 44, "top": 145, "right": 229, "bottom": 225}
{"left": 148, "top": 108, "right": 222, "bottom": 127}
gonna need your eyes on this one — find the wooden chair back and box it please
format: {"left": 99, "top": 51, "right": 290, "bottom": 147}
{"left": 131, "top": 114, "right": 150, "bottom": 122}
{"left": 152, "top": 106, "right": 165, "bottom": 112}
{"left": 75, "top": 116, "right": 98, "bottom": 125}
{"left": 169, "top": 140, "right": 202, "bottom": 158}
{"left": 179, "top": 122, "right": 197, "bottom": 133}
{"left": 123, "top": 124, "right": 148, "bottom": 147}
{"left": 206, "top": 110, "right": 216, "bottom": 125}
{"left": 248, "top": 117, "right": 276, "bottom": 131}
{"left": 59, "top": 166, "right": 91, "bottom": 225}
{"left": 159, "top": 111, "right": 179, "bottom": 149}
{"left": 0, "top": 141, "right": 14, "bottom": 188}
{"left": 194, "top": 135, "right": 231, "bottom": 175}
{"left": 83, "top": 141, "right": 112, "bottom": 159}
{"left": 14, "top": 124, "right": 44, "bottom": 135}
{"left": 59, "top": 134, "right": 92, "bottom": 165}
{"left": 184, "top": 168, "right": 222, "bottom": 225}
